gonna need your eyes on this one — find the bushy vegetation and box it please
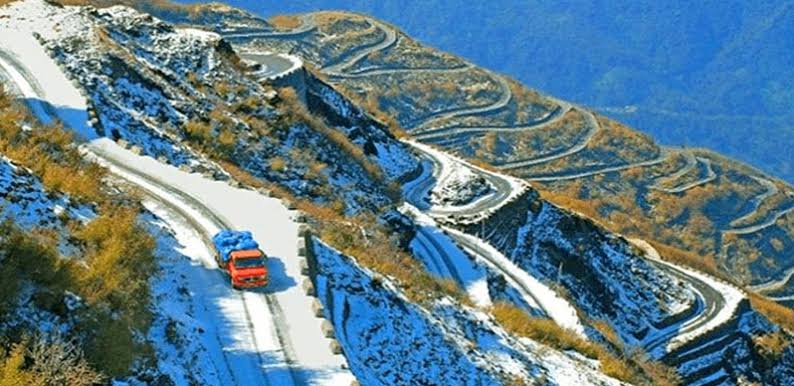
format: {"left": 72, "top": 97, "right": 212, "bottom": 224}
{"left": 0, "top": 335, "right": 104, "bottom": 386}
{"left": 0, "top": 87, "right": 157, "bottom": 379}
{"left": 268, "top": 14, "right": 300, "bottom": 30}
{"left": 491, "top": 302, "right": 680, "bottom": 385}
{"left": 749, "top": 293, "right": 794, "bottom": 332}
{"left": 278, "top": 87, "right": 385, "bottom": 182}
{"left": 327, "top": 80, "right": 407, "bottom": 138}
{"left": 753, "top": 331, "right": 791, "bottom": 362}
{"left": 0, "top": 211, "right": 156, "bottom": 378}
{"left": 0, "top": 88, "right": 106, "bottom": 204}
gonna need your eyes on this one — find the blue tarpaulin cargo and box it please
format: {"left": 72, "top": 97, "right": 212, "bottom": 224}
{"left": 212, "top": 230, "right": 260, "bottom": 263}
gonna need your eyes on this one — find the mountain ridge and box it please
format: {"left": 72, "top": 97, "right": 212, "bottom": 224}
{"left": 0, "top": 1, "right": 791, "bottom": 385}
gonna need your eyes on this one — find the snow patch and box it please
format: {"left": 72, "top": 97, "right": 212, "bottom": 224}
{"left": 446, "top": 227, "right": 587, "bottom": 337}
{"left": 403, "top": 203, "right": 493, "bottom": 308}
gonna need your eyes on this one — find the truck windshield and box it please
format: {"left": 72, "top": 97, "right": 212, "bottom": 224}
{"left": 235, "top": 257, "right": 266, "bottom": 269}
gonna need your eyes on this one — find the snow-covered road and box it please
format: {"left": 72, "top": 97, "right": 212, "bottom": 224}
{"left": 447, "top": 227, "right": 586, "bottom": 337}
{"left": 629, "top": 239, "right": 744, "bottom": 357}
{"left": 401, "top": 141, "right": 587, "bottom": 336}
{"left": 240, "top": 52, "right": 302, "bottom": 81}
{"left": 403, "top": 140, "right": 527, "bottom": 223}
{"left": 401, "top": 112, "right": 746, "bottom": 358}
{"left": 0, "top": 26, "right": 353, "bottom": 385}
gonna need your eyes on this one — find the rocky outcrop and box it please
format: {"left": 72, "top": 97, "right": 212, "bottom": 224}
{"left": 459, "top": 189, "right": 694, "bottom": 345}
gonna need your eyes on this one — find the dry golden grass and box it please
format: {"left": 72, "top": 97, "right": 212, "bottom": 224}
{"left": 491, "top": 302, "right": 680, "bottom": 385}
{"left": 749, "top": 293, "right": 794, "bottom": 332}
{"left": 534, "top": 183, "right": 609, "bottom": 229}
{"left": 278, "top": 87, "right": 385, "bottom": 182}
{"left": 592, "top": 319, "right": 624, "bottom": 349}
{"left": 313, "top": 11, "right": 366, "bottom": 25}
{"left": 0, "top": 87, "right": 157, "bottom": 378}
{"left": 491, "top": 303, "right": 598, "bottom": 357}
{"left": 0, "top": 91, "right": 107, "bottom": 204}
{"left": 648, "top": 241, "right": 727, "bottom": 281}
{"left": 0, "top": 343, "right": 42, "bottom": 386}
{"left": 753, "top": 331, "right": 791, "bottom": 361}
{"left": 268, "top": 15, "right": 301, "bottom": 30}
{"left": 269, "top": 156, "right": 287, "bottom": 172}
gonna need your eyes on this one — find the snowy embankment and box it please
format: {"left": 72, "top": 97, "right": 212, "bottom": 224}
{"left": 402, "top": 138, "right": 585, "bottom": 336}
{"left": 445, "top": 227, "right": 587, "bottom": 337}
{"left": 0, "top": 8, "right": 353, "bottom": 383}
{"left": 630, "top": 239, "right": 745, "bottom": 353}
{"left": 401, "top": 204, "right": 492, "bottom": 308}
{"left": 313, "top": 240, "right": 624, "bottom": 386}
{"left": 402, "top": 203, "right": 586, "bottom": 336}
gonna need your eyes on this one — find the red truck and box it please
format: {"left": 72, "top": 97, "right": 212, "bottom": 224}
{"left": 212, "top": 231, "right": 269, "bottom": 289}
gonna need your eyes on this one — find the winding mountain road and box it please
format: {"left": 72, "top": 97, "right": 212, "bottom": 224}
{"left": 495, "top": 109, "right": 601, "bottom": 170}
{"left": 724, "top": 205, "right": 794, "bottom": 235}
{"left": 750, "top": 266, "right": 794, "bottom": 295}
{"left": 401, "top": 124, "right": 742, "bottom": 358}
{"left": 413, "top": 104, "right": 568, "bottom": 141}
{"left": 523, "top": 150, "right": 670, "bottom": 182}
{"left": 321, "top": 19, "right": 397, "bottom": 76}
{"left": 651, "top": 155, "right": 717, "bottom": 194}
{"left": 233, "top": 9, "right": 746, "bottom": 363}
{"left": 406, "top": 74, "right": 512, "bottom": 131}
{"left": 239, "top": 52, "right": 301, "bottom": 80}
{"left": 403, "top": 140, "right": 525, "bottom": 222}
{"left": 221, "top": 15, "right": 317, "bottom": 40}
{"left": 650, "top": 151, "right": 697, "bottom": 190}
{"left": 332, "top": 64, "right": 473, "bottom": 78}
{"left": 305, "top": 15, "right": 515, "bottom": 135}
{"left": 0, "top": 29, "right": 353, "bottom": 386}
{"left": 447, "top": 228, "right": 586, "bottom": 336}
{"left": 722, "top": 176, "right": 791, "bottom": 236}
{"left": 630, "top": 239, "right": 742, "bottom": 358}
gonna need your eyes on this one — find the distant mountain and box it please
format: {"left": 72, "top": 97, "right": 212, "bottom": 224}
{"left": 178, "top": 0, "right": 794, "bottom": 183}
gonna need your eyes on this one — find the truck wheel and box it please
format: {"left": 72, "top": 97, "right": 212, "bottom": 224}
{"left": 232, "top": 280, "right": 241, "bottom": 291}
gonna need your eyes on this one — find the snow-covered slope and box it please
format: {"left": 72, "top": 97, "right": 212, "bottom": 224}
{"left": 0, "top": 156, "right": 93, "bottom": 233}
{"left": 0, "top": 2, "right": 354, "bottom": 382}
{"left": 472, "top": 194, "right": 696, "bottom": 343}
{"left": 313, "top": 240, "right": 625, "bottom": 386}
{"left": 1, "top": 0, "right": 412, "bottom": 214}
{"left": 3, "top": 1, "right": 792, "bottom": 385}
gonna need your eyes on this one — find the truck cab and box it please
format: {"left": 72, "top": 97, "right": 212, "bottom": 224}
{"left": 227, "top": 249, "right": 268, "bottom": 288}
{"left": 212, "top": 230, "right": 269, "bottom": 289}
